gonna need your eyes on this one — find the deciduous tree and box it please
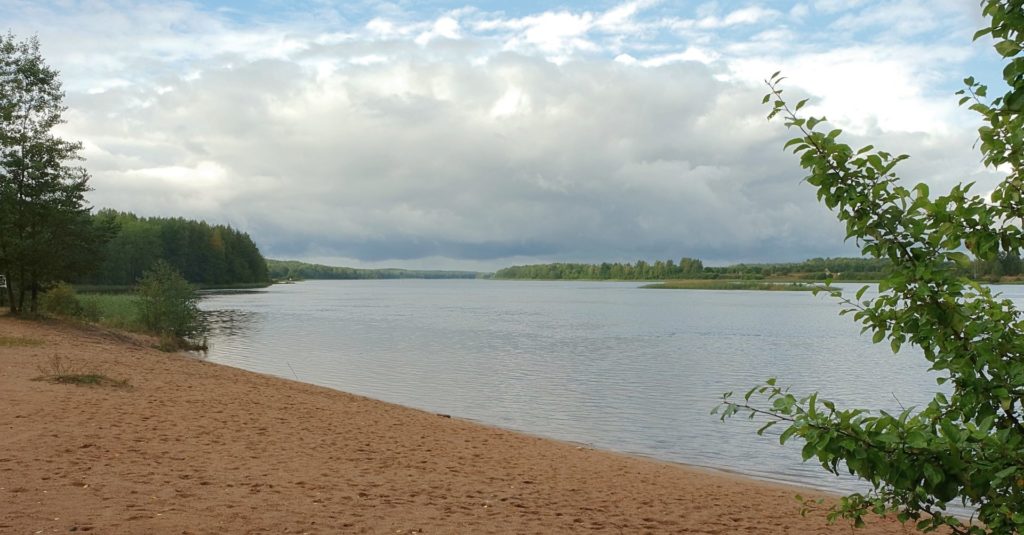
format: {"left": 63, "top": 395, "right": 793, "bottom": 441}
{"left": 718, "top": 2, "right": 1024, "bottom": 533}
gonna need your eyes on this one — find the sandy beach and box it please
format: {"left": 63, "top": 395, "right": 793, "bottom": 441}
{"left": 0, "top": 315, "right": 918, "bottom": 534}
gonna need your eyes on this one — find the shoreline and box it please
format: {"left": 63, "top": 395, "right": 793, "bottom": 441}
{"left": 1, "top": 315, "right": 916, "bottom": 533}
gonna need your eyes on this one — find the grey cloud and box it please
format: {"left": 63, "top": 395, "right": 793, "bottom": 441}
{"left": 26, "top": 5, "right": 994, "bottom": 270}
{"left": 68, "top": 48, "right": 857, "bottom": 267}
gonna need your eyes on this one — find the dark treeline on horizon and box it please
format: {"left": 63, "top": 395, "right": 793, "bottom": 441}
{"left": 495, "top": 257, "right": 706, "bottom": 280}
{"left": 494, "top": 255, "right": 1024, "bottom": 281}
{"left": 267, "top": 259, "right": 480, "bottom": 280}
{"left": 76, "top": 210, "right": 269, "bottom": 287}
{"left": 494, "top": 257, "right": 890, "bottom": 281}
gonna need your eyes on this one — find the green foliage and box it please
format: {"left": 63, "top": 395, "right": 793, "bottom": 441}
{"left": 719, "top": 3, "right": 1024, "bottom": 533}
{"left": 82, "top": 210, "right": 270, "bottom": 287}
{"left": 136, "top": 260, "right": 205, "bottom": 347}
{"left": 77, "top": 293, "right": 142, "bottom": 330}
{"left": 267, "top": 259, "right": 480, "bottom": 280}
{"left": 40, "top": 282, "right": 82, "bottom": 317}
{"left": 0, "top": 33, "right": 110, "bottom": 314}
{"left": 494, "top": 256, "right": 890, "bottom": 281}
{"left": 0, "top": 335, "right": 42, "bottom": 347}
{"left": 495, "top": 257, "right": 705, "bottom": 280}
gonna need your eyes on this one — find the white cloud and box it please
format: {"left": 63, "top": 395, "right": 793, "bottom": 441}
{"left": 726, "top": 44, "right": 973, "bottom": 136}
{"left": 685, "top": 6, "right": 782, "bottom": 30}
{"left": 640, "top": 47, "right": 719, "bottom": 66}
{"left": 415, "top": 16, "right": 462, "bottom": 46}
{"left": 790, "top": 4, "right": 811, "bottom": 19}
{"left": 3, "top": 0, "right": 1000, "bottom": 268}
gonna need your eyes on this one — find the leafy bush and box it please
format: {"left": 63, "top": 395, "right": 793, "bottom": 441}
{"left": 718, "top": 2, "right": 1024, "bottom": 534}
{"left": 136, "top": 260, "right": 205, "bottom": 348}
{"left": 40, "top": 282, "right": 83, "bottom": 317}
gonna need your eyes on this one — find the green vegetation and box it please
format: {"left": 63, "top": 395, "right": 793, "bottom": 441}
{"left": 76, "top": 293, "right": 141, "bottom": 331}
{"left": 0, "top": 33, "right": 111, "bottom": 314}
{"left": 267, "top": 259, "right": 480, "bottom": 280}
{"left": 34, "top": 356, "right": 128, "bottom": 388}
{"left": 79, "top": 210, "right": 269, "bottom": 287}
{"left": 718, "top": 3, "right": 1024, "bottom": 533}
{"left": 38, "top": 266, "right": 204, "bottom": 350}
{"left": 0, "top": 335, "right": 43, "bottom": 347}
{"left": 495, "top": 257, "right": 889, "bottom": 281}
{"left": 39, "top": 282, "right": 83, "bottom": 317}
{"left": 642, "top": 280, "right": 822, "bottom": 291}
{"left": 41, "top": 273, "right": 140, "bottom": 331}
{"left": 136, "top": 260, "right": 205, "bottom": 350}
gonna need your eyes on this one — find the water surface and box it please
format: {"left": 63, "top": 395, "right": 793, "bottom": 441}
{"left": 199, "top": 280, "right": 1023, "bottom": 494}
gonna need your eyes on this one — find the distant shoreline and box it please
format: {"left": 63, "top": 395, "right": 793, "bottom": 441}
{"left": 641, "top": 280, "right": 825, "bottom": 291}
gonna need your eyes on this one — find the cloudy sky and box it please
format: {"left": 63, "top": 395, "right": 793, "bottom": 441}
{"left": 1, "top": 0, "right": 1007, "bottom": 270}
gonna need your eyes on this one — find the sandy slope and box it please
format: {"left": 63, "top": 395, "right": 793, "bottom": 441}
{"left": 0, "top": 315, "right": 918, "bottom": 534}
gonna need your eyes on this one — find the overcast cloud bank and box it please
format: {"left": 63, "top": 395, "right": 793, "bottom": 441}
{"left": 2, "top": 0, "right": 1005, "bottom": 269}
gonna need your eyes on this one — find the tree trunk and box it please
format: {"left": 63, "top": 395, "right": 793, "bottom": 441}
{"left": 3, "top": 276, "right": 14, "bottom": 314}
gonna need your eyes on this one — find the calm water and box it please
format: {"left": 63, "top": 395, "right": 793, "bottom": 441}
{"left": 198, "top": 280, "right": 1024, "bottom": 495}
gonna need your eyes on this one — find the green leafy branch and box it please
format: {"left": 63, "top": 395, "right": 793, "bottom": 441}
{"left": 718, "top": 2, "right": 1024, "bottom": 533}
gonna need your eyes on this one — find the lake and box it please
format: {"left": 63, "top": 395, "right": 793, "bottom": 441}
{"left": 198, "top": 280, "right": 1024, "bottom": 495}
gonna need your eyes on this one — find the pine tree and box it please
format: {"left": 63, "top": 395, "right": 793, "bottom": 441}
{"left": 0, "top": 33, "right": 102, "bottom": 313}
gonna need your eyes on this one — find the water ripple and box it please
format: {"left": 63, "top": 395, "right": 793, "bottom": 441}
{"left": 200, "top": 280, "right": 1024, "bottom": 497}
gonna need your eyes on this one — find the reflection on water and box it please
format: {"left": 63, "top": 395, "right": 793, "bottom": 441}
{"left": 204, "top": 309, "right": 260, "bottom": 338}
{"left": 198, "top": 280, "right": 1024, "bottom": 497}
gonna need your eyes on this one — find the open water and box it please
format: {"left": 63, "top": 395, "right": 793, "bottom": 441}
{"left": 198, "top": 279, "right": 1024, "bottom": 495}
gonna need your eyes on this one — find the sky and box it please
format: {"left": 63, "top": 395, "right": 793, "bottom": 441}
{"left": 0, "top": 0, "right": 1008, "bottom": 270}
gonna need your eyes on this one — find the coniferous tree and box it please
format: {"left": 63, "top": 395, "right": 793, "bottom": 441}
{"left": 0, "top": 33, "right": 103, "bottom": 313}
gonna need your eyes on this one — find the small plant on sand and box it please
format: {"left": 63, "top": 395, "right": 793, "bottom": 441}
{"left": 136, "top": 260, "right": 206, "bottom": 351}
{"left": 34, "top": 355, "right": 129, "bottom": 388}
{"left": 0, "top": 335, "right": 43, "bottom": 347}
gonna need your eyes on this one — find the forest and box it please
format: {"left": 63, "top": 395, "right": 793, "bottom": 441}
{"left": 494, "top": 255, "right": 1024, "bottom": 282}
{"left": 267, "top": 259, "right": 479, "bottom": 280}
{"left": 493, "top": 257, "right": 891, "bottom": 281}
{"left": 77, "top": 210, "right": 270, "bottom": 287}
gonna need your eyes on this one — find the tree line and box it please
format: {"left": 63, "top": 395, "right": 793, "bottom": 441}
{"left": 267, "top": 259, "right": 479, "bottom": 280}
{"left": 494, "top": 257, "right": 891, "bottom": 281}
{"left": 77, "top": 210, "right": 269, "bottom": 287}
{"left": 494, "top": 257, "right": 705, "bottom": 280}
{"left": 495, "top": 255, "right": 1022, "bottom": 282}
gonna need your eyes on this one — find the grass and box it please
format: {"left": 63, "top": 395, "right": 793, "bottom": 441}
{"left": 33, "top": 355, "right": 130, "bottom": 389}
{"left": 0, "top": 335, "right": 44, "bottom": 347}
{"left": 77, "top": 293, "right": 144, "bottom": 331}
{"left": 642, "top": 279, "right": 825, "bottom": 291}
{"left": 75, "top": 282, "right": 271, "bottom": 293}
{"left": 55, "top": 289, "right": 206, "bottom": 353}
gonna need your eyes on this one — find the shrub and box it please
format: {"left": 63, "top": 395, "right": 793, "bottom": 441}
{"left": 136, "top": 260, "right": 205, "bottom": 347}
{"left": 40, "top": 282, "right": 83, "bottom": 317}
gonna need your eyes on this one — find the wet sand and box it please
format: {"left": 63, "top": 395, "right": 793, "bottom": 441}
{"left": 0, "top": 315, "right": 917, "bottom": 534}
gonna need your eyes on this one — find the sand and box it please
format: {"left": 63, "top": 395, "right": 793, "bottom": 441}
{"left": 0, "top": 315, "right": 919, "bottom": 534}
